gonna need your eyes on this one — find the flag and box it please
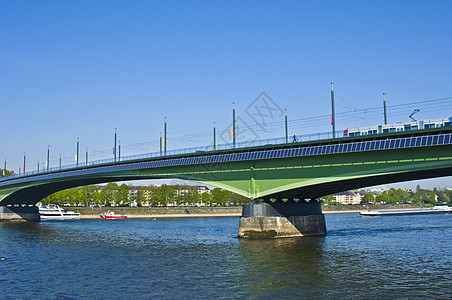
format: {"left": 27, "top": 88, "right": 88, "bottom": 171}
{"left": 230, "top": 128, "right": 233, "bottom": 139}
{"left": 331, "top": 114, "right": 334, "bottom": 125}
{"left": 343, "top": 129, "right": 349, "bottom": 137}
{"left": 75, "top": 155, "right": 78, "bottom": 161}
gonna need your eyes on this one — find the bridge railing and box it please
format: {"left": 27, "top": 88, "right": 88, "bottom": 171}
{"left": 0, "top": 129, "right": 346, "bottom": 181}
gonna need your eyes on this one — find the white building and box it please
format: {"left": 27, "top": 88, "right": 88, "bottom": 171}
{"left": 334, "top": 191, "right": 362, "bottom": 205}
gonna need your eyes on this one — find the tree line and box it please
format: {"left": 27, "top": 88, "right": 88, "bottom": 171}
{"left": 324, "top": 185, "right": 452, "bottom": 205}
{"left": 41, "top": 183, "right": 250, "bottom": 207}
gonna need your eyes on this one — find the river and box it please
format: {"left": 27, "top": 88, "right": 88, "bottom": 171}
{"left": 0, "top": 213, "right": 451, "bottom": 299}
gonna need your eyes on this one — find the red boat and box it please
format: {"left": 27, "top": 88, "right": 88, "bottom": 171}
{"left": 99, "top": 211, "right": 127, "bottom": 219}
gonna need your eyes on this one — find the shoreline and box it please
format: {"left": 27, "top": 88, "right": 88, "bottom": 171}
{"left": 76, "top": 207, "right": 432, "bottom": 219}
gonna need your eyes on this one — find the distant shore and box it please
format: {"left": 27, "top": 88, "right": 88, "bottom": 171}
{"left": 68, "top": 204, "right": 434, "bottom": 219}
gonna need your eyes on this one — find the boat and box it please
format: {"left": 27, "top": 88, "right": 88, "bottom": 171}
{"left": 99, "top": 211, "right": 127, "bottom": 219}
{"left": 359, "top": 205, "right": 452, "bottom": 216}
{"left": 39, "top": 204, "right": 81, "bottom": 220}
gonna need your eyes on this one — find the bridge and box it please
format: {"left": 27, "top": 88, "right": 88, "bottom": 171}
{"left": 1, "top": 126, "right": 452, "bottom": 238}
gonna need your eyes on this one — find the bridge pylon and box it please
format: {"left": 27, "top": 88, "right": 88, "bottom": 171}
{"left": 238, "top": 199, "right": 326, "bottom": 238}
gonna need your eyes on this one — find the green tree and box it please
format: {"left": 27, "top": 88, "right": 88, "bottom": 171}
{"left": 417, "top": 189, "right": 436, "bottom": 204}
{"left": 438, "top": 194, "right": 450, "bottom": 204}
{"left": 201, "top": 192, "right": 213, "bottom": 206}
{"left": 150, "top": 184, "right": 177, "bottom": 206}
{"left": 103, "top": 182, "right": 119, "bottom": 205}
{"left": 361, "top": 193, "right": 374, "bottom": 204}
{"left": 0, "top": 169, "right": 14, "bottom": 177}
{"left": 185, "top": 188, "right": 201, "bottom": 205}
{"left": 93, "top": 189, "right": 105, "bottom": 206}
{"left": 230, "top": 192, "right": 249, "bottom": 205}
{"left": 118, "top": 184, "right": 130, "bottom": 205}
{"left": 80, "top": 185, "right": 98, "bottom": 206}
{"left": 211, "top": 188, "right": 230, "bottom": 205}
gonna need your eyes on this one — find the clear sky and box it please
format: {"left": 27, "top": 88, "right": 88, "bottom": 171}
{"left": 1, "top": 0, "right": 452, "bottom": 189}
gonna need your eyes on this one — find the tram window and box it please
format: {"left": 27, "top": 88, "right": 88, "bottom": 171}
{"left": 389, "top": 128, "right": 396, "bottom": 133}
{"left": 383, "top": 129, "right": 389, "bottom": 133}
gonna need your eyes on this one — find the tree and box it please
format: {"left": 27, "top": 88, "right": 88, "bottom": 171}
{"left": 361, "top": 193, "right": 374, "bottom": 204}
{"left": 103, "top": 182, "right": 119, "bottom": 205}
{"left": 185, "top": 188, "right": 201, "bottom": 205}
{"left": 150, "top": 184, "right": 177, "bottom": 206}
{"left": 230, "top": 192, "right": 249, "bottom": 205}
{"left": 118, "top": 184, "right": 130, "bottom": 205}
{"left": 0, "top": 169, "right": 14, "bottom": 177}
{"left": 80, "top": 185, "right": 99, "bottom": 206}
{"left": 93, "top": 189, "right": 105, "bottom": 206}
{"left": 201, "top": 192, "right": 213, "bottom": 206}
{"left": 211, "top": 188, "right": 230, "bottom": 205}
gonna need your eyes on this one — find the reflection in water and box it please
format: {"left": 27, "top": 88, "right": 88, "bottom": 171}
{"left": 239, "top": 237, "right": 325, "bottom": 298}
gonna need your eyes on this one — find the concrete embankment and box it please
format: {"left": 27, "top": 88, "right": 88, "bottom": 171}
{"left": 69, "top": 204, "right": 433, "bottom": 219}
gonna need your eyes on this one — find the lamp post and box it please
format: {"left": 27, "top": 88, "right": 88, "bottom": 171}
{"left": 331, "top": 82, "right": 336, "bottom": 138}
{"left": 164, "top": 117, "right": 167, "bottom": 156}
{"left": 213, "top": 121, "right": 217, "bottom": 150}
{"left": 77, "top": 138, "right": 80, "bottom": 166}
{"left": 114, "top": 128, "right": 117, "bottom": 161}
{"left": 285, "top": 109, "right": 288, "bottom": 143}
{"left": 47, "top": 145, "right": 50, "bottom": 171}
{"left": 383, "top": 93, "right": 388, "bottom": 125}
{"left": 233, "top": 102, "right": 236, "bottom": 147}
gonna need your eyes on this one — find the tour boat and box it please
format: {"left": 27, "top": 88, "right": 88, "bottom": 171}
{"left": 99, "top": 211, "right": 127, "bottom": 219}
{"left": 39, "top": 204, "right": 81, "bottom": 220}
{"left": 360, "top": 205, "right": 452, "bottom": 216}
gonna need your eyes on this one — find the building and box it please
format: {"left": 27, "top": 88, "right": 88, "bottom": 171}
{"left": 334, "top": 191, "right": 362, "bottom": 205}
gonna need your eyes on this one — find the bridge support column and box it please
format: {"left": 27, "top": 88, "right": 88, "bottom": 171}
{"left": 0, "top": 206, "right": 40, "bottom": 222}
{"left": 238, "top": 200, "right": 326, "bottom": 238}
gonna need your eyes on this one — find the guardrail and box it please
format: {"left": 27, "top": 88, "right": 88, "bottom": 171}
{"left": 2, "top": 125, "right": 447, "bottom": 181}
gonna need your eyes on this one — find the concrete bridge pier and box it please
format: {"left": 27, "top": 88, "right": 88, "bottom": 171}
{"left": 0, "top": 206, "right": 40, "bottom": 222}
{"left": 238, "top": 200, "right": 326, "bottom": 238}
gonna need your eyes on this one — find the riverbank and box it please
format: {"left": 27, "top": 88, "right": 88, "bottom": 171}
{"left": 66, "top": 203, "right": 435, "bottom": 219}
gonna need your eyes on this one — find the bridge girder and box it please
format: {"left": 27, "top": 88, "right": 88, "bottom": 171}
{"left": 1, "top": 140, "right": 452, "bottom": 206}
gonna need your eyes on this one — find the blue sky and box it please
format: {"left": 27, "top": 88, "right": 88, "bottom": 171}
{"left": 1, "top": 0, "right": 452, "bottom": 189}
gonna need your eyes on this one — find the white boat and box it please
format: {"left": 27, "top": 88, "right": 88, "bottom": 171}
{"left": 360, "top": 205, "right": 452, "bottom": 217}
{"left": 39, "top": 204, "right": 81, "bottom": 220}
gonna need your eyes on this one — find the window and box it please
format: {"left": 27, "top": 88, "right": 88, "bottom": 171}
{"left": 394, "top": 140, "right": 400, "bottom": 148}
{"left": 444, "top": 134, "right": 451, "bottom": 144}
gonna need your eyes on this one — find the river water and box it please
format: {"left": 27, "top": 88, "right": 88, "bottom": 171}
{"left": 0, "top": 213, "right": 451, "bottom": 299}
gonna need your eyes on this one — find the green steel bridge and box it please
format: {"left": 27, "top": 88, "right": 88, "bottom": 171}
{"left": 1, "top": 126, "right": 452, "bottom": 207}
